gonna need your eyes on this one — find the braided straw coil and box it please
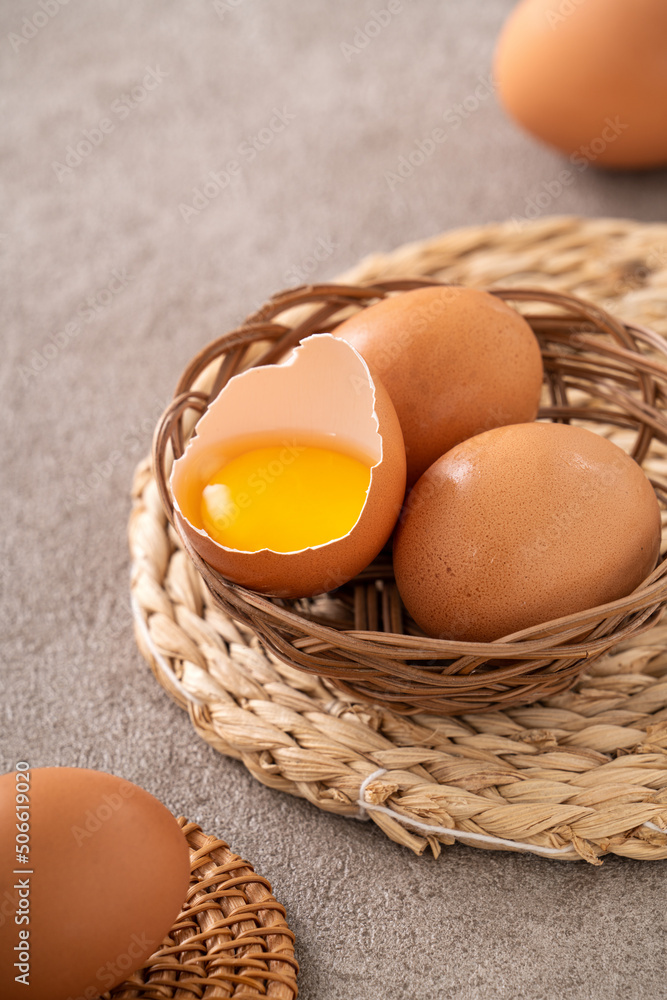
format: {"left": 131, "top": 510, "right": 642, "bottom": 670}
{"left": 107, "top": 819, "right": 298, "bottom": 999}
{"left": 130, "top": 217, "right": 667, "bottom": 862}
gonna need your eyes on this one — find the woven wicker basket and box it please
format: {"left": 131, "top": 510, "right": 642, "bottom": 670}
{"left": 152, "top": 281, "right": 667, "bottom": 717}
{"left": 107, "top": 819, "right": 298, "bottom": 999}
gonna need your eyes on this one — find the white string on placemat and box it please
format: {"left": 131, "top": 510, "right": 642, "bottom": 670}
{"left": 643, "top": 821, "right": 664, "bottom": 832}
{"left": 130, "top": 596, "right": 205, "bottom": 708}
{"left": 357, "top": 768, "right": 666, "bottom": 859}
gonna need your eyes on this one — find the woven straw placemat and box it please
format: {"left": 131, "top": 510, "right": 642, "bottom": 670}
{"left": 107, "top": 819, "right": 298, "bottom": 998}
{"left": 130, "top": 216, "right": 667, "bottom": 864}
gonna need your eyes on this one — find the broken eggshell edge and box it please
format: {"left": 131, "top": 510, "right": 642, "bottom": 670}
{"left": 170, "top": 333, "right": 407, "bottom": 598}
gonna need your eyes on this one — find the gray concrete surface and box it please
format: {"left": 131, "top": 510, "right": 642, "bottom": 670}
{"left": 1, "top": 2, "right": 666, "bottom": 998}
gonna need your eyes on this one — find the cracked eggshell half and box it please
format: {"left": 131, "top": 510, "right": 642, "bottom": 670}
{"left": 171, "top": 333, "right": 407, "bottom": 598}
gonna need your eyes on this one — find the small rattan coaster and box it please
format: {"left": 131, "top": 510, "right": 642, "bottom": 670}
{"left": 129, "top": 217, "right": 667, "bottom": 863}
{"left": 106, "top": 818, "right": 298, "bottom": 999}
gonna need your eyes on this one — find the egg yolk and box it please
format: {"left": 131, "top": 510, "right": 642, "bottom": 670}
{"left": 201, "top": 444, "right": 372, "bottom": 552}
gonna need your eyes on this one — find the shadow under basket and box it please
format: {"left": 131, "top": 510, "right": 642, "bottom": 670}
{"left": 152, "top": 281, "right": 667, "bottom": 716}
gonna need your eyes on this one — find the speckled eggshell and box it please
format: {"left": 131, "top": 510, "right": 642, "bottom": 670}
{"left": 0, "top": 767, "right": 191, "bottom": 1000}
{"left": 494, "top": 0, "right": 667, "bottom": 169}
{"left": 171, "top": 334, "right": 407, "bottom": 598}
{"left": 393, "top": 423, "right": 662, "bottom": 642}
{"left": 335, "top": 286, "right": 543, "bottom": 485}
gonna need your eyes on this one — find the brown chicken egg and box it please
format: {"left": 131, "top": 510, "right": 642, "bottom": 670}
{"left": 393, "top": 422, "right": 661, "bottom": 642}
{"left": 171, "top": 333, "right": 406, "bottom": 598}
{"left": 0, "top": 767, "right": 190, "bottom": 1000}
{"left": 495, "top": 0, "right": 667, "bottom": 169}
{"left": 335, "top": 286, "right": 543, "bottom": 485}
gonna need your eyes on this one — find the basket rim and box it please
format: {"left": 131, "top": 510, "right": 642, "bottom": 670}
{"left": 152, "top": 280, "right": 667, "bottom": 659}
{"left": 152, "top": 278, "right": 667, "bottom": 714}
{"left": 176, "top": 520, "right": 665, "bottom": 660}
